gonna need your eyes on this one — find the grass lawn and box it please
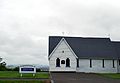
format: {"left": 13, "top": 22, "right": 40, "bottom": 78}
{"left": 0, "top": 80, "right": 46, "bottom": 83}
{"left": 0, "top": 71, "right": 49, "bottom": 78}
{"left": 99, "top": 73, "right": 120, "bottom": 79}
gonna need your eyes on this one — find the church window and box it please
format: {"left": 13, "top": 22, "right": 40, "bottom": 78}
{"left": 56, "top": 58, "right": 60, "bottom": 67}
{"left": 66, "top": 58, "right": 70, "bottom": 67}
{"left": 61, "top": 60, "right": 65, "bottom": 64}
{"left": 90, "top": 59, "right": 92, "bottom": 68}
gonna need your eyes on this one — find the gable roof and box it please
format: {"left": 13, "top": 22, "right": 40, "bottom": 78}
{"left": 49, "top": 36, "right": 118, "bottom": 59}
{"left": 49, "top": 38, "right": 78, "bottom": 59}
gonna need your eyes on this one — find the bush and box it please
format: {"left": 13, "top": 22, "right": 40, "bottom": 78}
{"left": 13, "top": 67, "right": 19, "bottom": 71}
{"left": 6, "top": 68, "right": 13, "bottom": 71}
{"left": 36, "top": 68, "right": 41, "bottom": 72}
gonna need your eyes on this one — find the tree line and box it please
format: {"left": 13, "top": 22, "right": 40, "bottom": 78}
{"left": 0, "top": 62, "right": 41, "bottom": 72}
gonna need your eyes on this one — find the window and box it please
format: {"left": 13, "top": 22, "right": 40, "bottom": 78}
{"left": 77, "top": 59, "right": 79, "bottom": 67}
{"left": 61, "top": 60, "right": 65, "bottom": 64}
{"left": 62, "top": 51, "right": 64, "bottom": 53}
{"left": 56, "top": 58, "right": 60, "bottom": 67}
{"left": 119, "top": 60, "right": 120, "bottom": 65}
{"left": 113, "top": 60, "right": 115, "bottom": 68}
{"left": 90, "top": 59, "right": 92, "bottom": 68}
{"left": 66, "top": 58, "right": 70, "bottom": 67}
{"left": 102, "top": 59, "right": 104, "bottom": 68}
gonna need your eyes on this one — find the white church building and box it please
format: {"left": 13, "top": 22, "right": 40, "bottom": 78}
{"left": 48, "top": 36, "right": 120, "bottom": 73}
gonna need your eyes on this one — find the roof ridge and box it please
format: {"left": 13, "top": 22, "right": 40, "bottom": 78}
{"left": 49, "top": 36, "right": 110, "bottom": 39}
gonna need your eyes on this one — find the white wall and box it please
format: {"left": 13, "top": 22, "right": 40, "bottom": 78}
{"left": 49, "top": 39, "right": 77, "bottom": 72}
{"left": 77, "top": 59, "right": 118, "bottom": 73}
{"left": 117, "top": 60, "right": 120, "bottom": 73}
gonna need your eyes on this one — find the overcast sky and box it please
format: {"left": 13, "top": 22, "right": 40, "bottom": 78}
{"left": 0, "top": 0, "right": 120, "bottom": 65}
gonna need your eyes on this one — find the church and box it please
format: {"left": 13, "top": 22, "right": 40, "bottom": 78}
{"left": 48, "top": 36, "right": 120, "bottom": 73}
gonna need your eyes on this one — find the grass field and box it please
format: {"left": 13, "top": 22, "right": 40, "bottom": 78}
{"left": 0, "top": 71, "right": 49, "bottom": 78}
{"left": 99, "top": 73, "right": 120, "bottom": 79}
{"left": 0, "top": 80, "right": 47, "bottom": 83}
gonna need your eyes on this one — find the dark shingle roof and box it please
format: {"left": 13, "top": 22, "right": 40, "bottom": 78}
{"left": 112, "top": 42, "right": 120, "bottom": 58}
{"left": 49, "top": 36, "right": 119, "bottom": 59}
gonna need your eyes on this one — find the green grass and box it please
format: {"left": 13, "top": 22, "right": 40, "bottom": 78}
{"left": 0, "top": 80, "right": 45, "bottom": 83}
{"left": 99, "top": 73, "right": 120, "bottom": 79}
{"left": 0, "top": 71, "right": 49, "bottom": 78}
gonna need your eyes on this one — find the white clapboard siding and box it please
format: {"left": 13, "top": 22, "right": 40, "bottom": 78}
{"left": 77, "top": 59, "right": 118, "bottom": 73}
{"left": 117, "top": 60, "right": 120, "bottom": 73}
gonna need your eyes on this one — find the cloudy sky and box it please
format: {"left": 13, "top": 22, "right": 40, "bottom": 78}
{"left": 0, "top": 0, "right": 120, "bottom": 65}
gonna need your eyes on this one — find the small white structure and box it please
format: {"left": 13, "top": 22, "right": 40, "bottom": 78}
{"left": 19, "top": 65, "right": 36, "bottom": 76}
{"left": 48, "top": 36, "right": 120, "bottom": 73}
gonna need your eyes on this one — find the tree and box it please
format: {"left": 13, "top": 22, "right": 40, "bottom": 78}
{"left": 0, "top": 62, "right": 6, "bottom": 66}
{"left": 0, "top": 62, "right": 7, "bottom": 71}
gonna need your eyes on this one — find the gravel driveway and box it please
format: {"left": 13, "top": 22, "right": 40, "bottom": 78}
{"left": 51, "top": 73, "right": 120, "bottom": 83}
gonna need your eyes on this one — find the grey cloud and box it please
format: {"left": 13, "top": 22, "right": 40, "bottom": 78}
{"left": 0, "top": 29, "right": 48, "bottom": 65}
{"left": 0, "top": 0, "right": 120, "bottom": 65}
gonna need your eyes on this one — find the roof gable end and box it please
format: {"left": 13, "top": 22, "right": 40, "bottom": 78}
{"left": 48, "top": 38, "right": 78, "bottom": 59}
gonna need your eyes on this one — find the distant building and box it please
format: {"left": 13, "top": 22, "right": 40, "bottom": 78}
{"left": 48, "top": 36, "right": 120, "bottom": 73}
